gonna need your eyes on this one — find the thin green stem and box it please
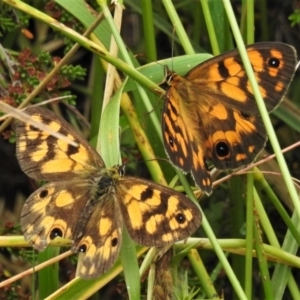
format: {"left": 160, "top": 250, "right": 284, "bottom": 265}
{"left": 141, "top": 1, "right": 157, "bottom": 62}
{"left": 200, "top": 0, "right": 220, "bottom": 55}
{"left": 244, "top": 173, "right": 254, "bottom": 299}
{"left": 245, "top": 0, "right": 254, "bottom": 43}
{"left": 162, "top": 0, "right": 195, "bottom": 54}
{"left": 188, "top": 249, "right": 218, "bottom": 298}
{"left": 253, "top": 190, "right": 273, "bottom": 300}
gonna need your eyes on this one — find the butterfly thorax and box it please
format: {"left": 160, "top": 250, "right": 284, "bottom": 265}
{"left": 94, "top": 172, "right": 114, "bottom": 197}
{"left": 86, "top": 166, "right": 121, "bottom": 200}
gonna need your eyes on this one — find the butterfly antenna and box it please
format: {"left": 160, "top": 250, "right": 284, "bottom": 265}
{"left": 134, "top": 157, "right": 173, "bottom": 166}
{"left": 171, "top": 26, "right": 176, "bottom": 71}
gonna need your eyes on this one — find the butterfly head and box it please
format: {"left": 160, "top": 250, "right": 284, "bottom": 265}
{"left": 163, "top": 65, "right": 177, "bottom": 86}
{"left": 117, "top": 164, "right": 126, "bottom": 176}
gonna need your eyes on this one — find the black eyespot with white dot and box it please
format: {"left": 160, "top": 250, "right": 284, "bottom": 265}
{"left": 175, "top": 213, "right": 186, "bottom": 224}
{"left": 78, "top": 244, "right": 87, "bottom": 252}
{"left": 268, "top": 57, "right": 280, "bottom": 68}
{"left": 50, "top": 228, "right": 63, "bottom": 240}
{"left": 168, "top": 136, "right": 174, "bottom": 148}
{"left": 215, "top": 141, "right": 230, "bottom": 158}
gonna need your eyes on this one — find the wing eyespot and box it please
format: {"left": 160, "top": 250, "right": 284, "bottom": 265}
{"left": 240, "top": 111, "right": 251, "bottom": 119}
{"left": 168, "top": 136, "right": 174, "bottom": 148}
{"left": 215, "top": 141, "right": 230, "bottom": 158}
{"left": 78, "top": 244, "right": 87, "bottom": 252}
{"left": 39, "top": 189, "right": 49, "bottom": 198}
{"left": 175, "top": 213, "right": 186, "bottom": 224}
{"left": 111, "top": 237, "right": 118, "bottom": 247}
{"left": 268, "top": 57, "right": 280, "bottom": 68}
{"left": 50, "top": 228, "right": 63, "bottom": 240}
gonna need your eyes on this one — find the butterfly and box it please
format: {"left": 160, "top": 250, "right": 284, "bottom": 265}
{"left": 162, "top": 42, "right": 297, "bottom": 195}
{"left": 16, "top": 106, "right": 201, "bottom": 279}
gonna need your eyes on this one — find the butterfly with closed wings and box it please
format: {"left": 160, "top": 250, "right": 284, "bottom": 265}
{"left": 162, "top": 42, "right": 297, "bottom": 195}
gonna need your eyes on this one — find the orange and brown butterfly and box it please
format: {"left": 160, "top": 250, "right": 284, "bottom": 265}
{"left": 16, "top": 106, "right": 201, "bottom": 279}
{"left": 162, "top": 42, "right": 297, "bottom": 195}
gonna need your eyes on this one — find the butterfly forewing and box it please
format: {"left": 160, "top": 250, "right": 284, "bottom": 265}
{"left": 163, "top": 42, "right": 297, "bottom": 194}
{"left": 162, "top": 85, "right": 194, "bottom": 173}
{"left": 186, "top": 42, "right": 297, "bottom": 112}
{"left": 16, "top": 106, "right": 104, "bottom": 181}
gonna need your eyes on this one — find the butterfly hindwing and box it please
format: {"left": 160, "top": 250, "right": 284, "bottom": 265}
{"left": 71, "top": 193, "right": 123, "bottom": 279}
{"left": 20, "top": 177, "right": 123, "bottom": 279}
{"left": 20, "top": 180, "right": 94, "bottom": 251}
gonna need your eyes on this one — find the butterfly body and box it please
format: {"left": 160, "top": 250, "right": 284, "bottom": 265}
{"left": 162, "top": 42, "right": 297, "bottom": 194}
{"left": 16, "top": 107, "right": 201, "bottom": 279}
